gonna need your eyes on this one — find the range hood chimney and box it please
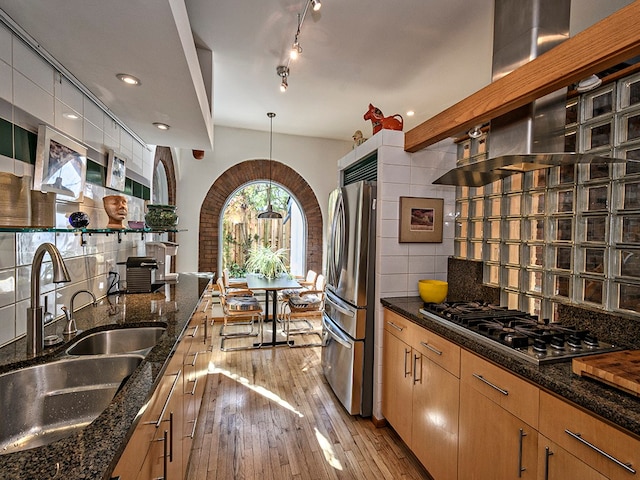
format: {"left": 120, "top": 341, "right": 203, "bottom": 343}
{"left": 434, "top": 0, "right": 620, "bottom": 187}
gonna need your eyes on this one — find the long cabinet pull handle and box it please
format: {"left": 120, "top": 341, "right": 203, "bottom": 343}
{"left": 413, "top": 354, "right": 422, "bottom": 384}
{"left": 189, "top": 377, "right": 199, "bottom": 396}
{"left": 188, "top": 351, "right": 199, "bottom": 367}
{"left": 565, "top": 429, "right": 636, "bottom": 474}
{"left": 163, "top": 429, "right": 168, "bottom": 480}
{"left": 189, "top": 416, "right": 198, "bottom": 439}
{"left": 518, "top": 428, "right": 527, "bottom": 477}
{"left": 388, "top": 321, "right": 404, "bottom": 332}
{"left": 403, "top": 348, "right": 411, "bottom": 377}
{"left": 189, "top": 324, "right": 199, "bottom": 338}
{"left": 147, "top": 370, "right": 181, "bottom": 428}
{"left": 544, "top": 446, "right": 553, "bottom": 480}
{"left": 420, "top": 341, "right": 442, "bottom": 356}
{"left": 472, "top": 373, "right": 509, "bottom": 396}
{"left": 201, "top": 299, "right": 210, "bottom": 312}
{"left": 169, "top": 411, "right": 174, "bottom": 462}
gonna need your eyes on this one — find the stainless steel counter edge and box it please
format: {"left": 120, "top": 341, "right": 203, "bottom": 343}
{"left": 381, "top": 296, "right": 640, "bottom": 439}
{"left": 0, "top": 273, "right": 213, "bottom": 480}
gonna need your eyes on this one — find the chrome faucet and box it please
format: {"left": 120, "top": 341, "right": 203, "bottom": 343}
{"left": 62, "top": 290, "right": 97, "bottom": 335}
{"left": 27, "top": 243, "right": 71, "bottom": 356}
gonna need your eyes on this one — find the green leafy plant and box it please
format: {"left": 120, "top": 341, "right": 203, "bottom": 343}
{"left": 245, "top": 245, "right": 288, "bottom": 279}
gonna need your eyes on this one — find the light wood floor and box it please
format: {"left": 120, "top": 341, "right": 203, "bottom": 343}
{"left": 186, "top": 318, "right": 431, "bottom": 480}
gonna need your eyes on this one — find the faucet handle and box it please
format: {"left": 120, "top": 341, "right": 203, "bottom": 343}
{"left": 61, "top": 306, "right": 77, "bottom": 335}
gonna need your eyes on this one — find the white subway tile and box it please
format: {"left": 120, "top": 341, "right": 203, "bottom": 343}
{"left": 12, "top": 41, "right": 54, "bottom": 94}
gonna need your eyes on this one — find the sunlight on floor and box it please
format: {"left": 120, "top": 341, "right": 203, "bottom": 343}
{"left": 314, "top": 427, "right": 343, "bottom": 471}
{"left": 208, "top": 361, "right": 304, "bottom": 417}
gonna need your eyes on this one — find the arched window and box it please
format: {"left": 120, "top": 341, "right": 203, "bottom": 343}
{"left": 153, "top": 160, "right": 169, "bottom": 204}
{"left": 221, "top": 181, "right": 306, "bottom": 277}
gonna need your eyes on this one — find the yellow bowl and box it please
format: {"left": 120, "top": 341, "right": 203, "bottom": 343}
{"left": 418, "top": 279, "right": 448, "bottom": 304}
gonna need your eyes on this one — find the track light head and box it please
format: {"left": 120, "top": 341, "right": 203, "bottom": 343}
{"left": 311, "top": 0, "right": 321, "bottom": 11}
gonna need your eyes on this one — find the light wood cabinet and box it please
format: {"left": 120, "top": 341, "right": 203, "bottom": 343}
{"left": 539, "top": 391, "right": 640, "bottom": 479}
{"left": 458, "top": 379, "right": 538, "bottom": 479}
{"left": 382, "top": 308, "right": 640, "bottom": 480}
{"left": 382, "top": 310, "right": 414, "bottom": 446}
{"left": 113, "top": 296, "right": 213, "bottom": 480}
{"left": 383, "top": 309, "right": 460, "bottom": 479}
{"left": 537, "top": 435, "right": 607, "bottom": 480}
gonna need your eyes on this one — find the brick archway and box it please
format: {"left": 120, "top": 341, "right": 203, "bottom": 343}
{"left": 198, "top": 160, "right": 323, "bottom": 276}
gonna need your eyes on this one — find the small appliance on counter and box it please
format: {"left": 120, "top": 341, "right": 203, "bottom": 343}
{"left": 125, "top": 256, "right": 158, "bottom": 293}
{"left": 145, "top": 241, "right": 179, "bottom": 282}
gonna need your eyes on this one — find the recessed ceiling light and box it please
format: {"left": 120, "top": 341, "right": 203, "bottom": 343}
{"left": 116, "top": 73, "right": 141, "bottom": 86}
{"left": 153, "top": 122, "right": 170, "bottom": 130}
{"left": 406, "top": 110, "right": 415, "bottom": 117}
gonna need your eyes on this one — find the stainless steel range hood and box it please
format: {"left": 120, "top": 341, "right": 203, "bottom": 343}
{"left": 433, "top": 0, "right": 623, "bottom": 187}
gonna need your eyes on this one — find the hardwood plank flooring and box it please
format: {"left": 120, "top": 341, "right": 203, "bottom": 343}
{"left": 186, "top": 319, "right": 431, "bottom": 479}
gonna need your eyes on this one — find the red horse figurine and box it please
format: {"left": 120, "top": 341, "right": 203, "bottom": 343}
{"left": 363, "top": 103, "right": 403, "bottom": 135}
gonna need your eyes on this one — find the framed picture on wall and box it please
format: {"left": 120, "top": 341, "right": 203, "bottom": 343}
{"left": 399, "top": 196, "right": 444, "bottom": 243}
{"left": 34, "top": 125, "right": 87, "bottom": 202}
{"left": 106, "top": 149, "right": 127, "bottom": 191}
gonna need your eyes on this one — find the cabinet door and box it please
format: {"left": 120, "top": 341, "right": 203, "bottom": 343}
{"left": 459, "top": 380, "right": 538, "bottom": 479}
{"left": 137, "top": 367, "right": 184, "bottom": 480}
{"left": 382, "top": 325, "right": 414, "bottom": 446}
{"left": 183, "top": 312, "right": 212, "bottom": 469}
{"left": 412, "top": 353, "right": 459, "bottom": 480}
{"left": 538, "top": 435, "right": 607, "bottom": 480}
{"left": 539, "top": 391, "right": 640, "bottom": 479}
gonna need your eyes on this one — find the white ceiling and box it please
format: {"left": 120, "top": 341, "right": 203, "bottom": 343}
{"left": 0, "top": 0, "right": 631, "bottom": 150}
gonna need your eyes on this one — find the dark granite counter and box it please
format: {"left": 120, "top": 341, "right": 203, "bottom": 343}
{"left": 0, "top": 273, "right": 213, "bottom": 480}
{"left": 381, "top": 296, "right": 640, "bottom": 439}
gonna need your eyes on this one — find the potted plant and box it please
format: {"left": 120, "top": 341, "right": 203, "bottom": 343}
{"left": 245, "top": 245, "right": 288, "bottom": 279}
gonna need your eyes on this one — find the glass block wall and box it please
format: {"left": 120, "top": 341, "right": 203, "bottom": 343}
{"left": 454, "top": 71, "right": 640, "bottom": 320}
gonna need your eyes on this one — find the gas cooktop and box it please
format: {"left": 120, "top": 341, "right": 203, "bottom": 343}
{"left": 419, "top": 301, "right": 620, "bottom": 364}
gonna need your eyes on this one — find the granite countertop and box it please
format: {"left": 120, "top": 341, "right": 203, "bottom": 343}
{"left": 0, "top": 273, "right": 213, "bottom": 480}
{"left": 381, "top": 296, "right": 640, "bottom": 439}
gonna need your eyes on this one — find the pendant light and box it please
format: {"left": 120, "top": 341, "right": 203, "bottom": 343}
{"left": 258, "top": 112, "right": 282, "bottom": 220}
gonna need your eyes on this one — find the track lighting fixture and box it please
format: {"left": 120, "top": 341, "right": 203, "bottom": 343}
{"left": 468, "top": 125, "right": 483, "bottom": 139}
{"left": 276, "top": 0, "right": 323, "bottom": 91}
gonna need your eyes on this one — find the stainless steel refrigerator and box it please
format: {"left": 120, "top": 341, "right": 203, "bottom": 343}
{"left": 322, "top": 180, "right": 376, "bottom": 416}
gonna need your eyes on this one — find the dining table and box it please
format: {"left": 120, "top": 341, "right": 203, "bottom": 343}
{"left": 245, "top": 274, "right": 301, "bottom": 347}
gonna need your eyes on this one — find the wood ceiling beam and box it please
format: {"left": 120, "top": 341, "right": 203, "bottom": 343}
{"left": 405, "top": 1, "right": 640, "bottom": 153}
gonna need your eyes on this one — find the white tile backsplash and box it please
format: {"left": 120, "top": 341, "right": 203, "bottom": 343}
{"left": 0, "top": 27, "right": 152, "bottom": 348}
{"left": 0, "top": 60, "right": 12, "bottom": 104}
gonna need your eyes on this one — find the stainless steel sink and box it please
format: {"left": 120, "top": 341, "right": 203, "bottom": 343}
{"left": 0, "top": 354, "right": 143, "bottom": 454}
{"left": 65, "top": 326, "right": 166, "bottom": 356}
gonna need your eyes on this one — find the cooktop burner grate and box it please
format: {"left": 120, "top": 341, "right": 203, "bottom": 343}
{"left": 419, "top": 301, "right": 620, "bottom": 364}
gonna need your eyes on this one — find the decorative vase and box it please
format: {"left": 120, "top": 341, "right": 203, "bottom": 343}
{"left": 145, "top": 204, "right": 178, "bottom": 229}
{"left": 69, "top": 211, "right": 90, "bottom": 228}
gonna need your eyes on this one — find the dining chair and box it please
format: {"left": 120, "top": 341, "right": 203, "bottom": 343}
{"left": 222, "top": 268, "right": 253, "bottom": 295}
{"left": 277, "top": 269, "right": 317, "bottom": 320}
{"left": 282, "top": 274, "right": 325, "bottom": 347}
{"left": 217, "top": 277, "right": 264, "bottom": 351}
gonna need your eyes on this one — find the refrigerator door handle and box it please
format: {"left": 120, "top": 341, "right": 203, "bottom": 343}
{"left": 327, "top": 295, "right": 355, "bottom": 317}
{"left": 323, "top": 315, "right": 352, "bottom": 349}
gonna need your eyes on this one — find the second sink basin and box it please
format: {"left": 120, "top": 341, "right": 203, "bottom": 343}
{"left": 0, "top": 354, "right": 143, "bottom": 454}
{"left": 66, "top": 326, "right": 166, "bottom": 356}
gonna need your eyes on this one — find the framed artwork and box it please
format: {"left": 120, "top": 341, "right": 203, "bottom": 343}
{"left": 34, "top": 125, "right": 87, "bottom": 202}
{"left": 399, "top": 196, "right": 444, "bottom": 243}
{"left": 106, "top": 149, "right": 127, "bottom": 191}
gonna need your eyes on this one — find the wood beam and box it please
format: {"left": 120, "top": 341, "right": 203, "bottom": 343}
{"left": 405, "top": 1, "right": 640, "bottom": 153}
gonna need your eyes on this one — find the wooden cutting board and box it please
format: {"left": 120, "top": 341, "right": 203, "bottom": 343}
{"left": 572, "top": 350, "right": 640, "bottom": 397}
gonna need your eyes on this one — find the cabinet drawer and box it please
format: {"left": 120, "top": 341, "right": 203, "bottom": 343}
{"left": 539, "top": 391, "right": 640, "bottom": 479}
{"left": 412, "top": 326, "right": 460, "bottom": 377}
{"left": 461, "top": 349, "right": 539, "bottom": 429}
{"left": 384, "top": 309, "right": 416, "bottom": 344}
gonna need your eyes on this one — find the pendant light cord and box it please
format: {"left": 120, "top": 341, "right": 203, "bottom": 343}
{"left": 267, "top": 112, "right": 275, "bottom": 207}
